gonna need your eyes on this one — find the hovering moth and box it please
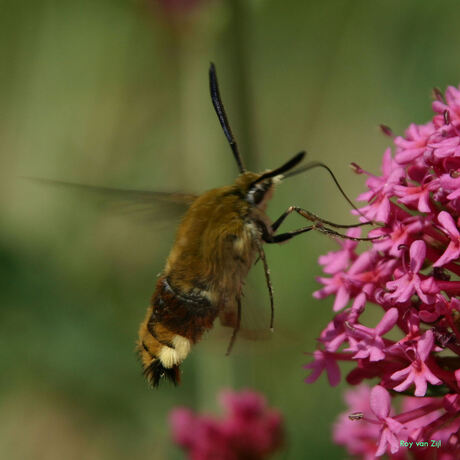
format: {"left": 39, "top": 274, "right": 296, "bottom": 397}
{"left": 136, "top": 64, "right": 374, "bottom": 386}
{"left": 29, "top": 64, "right": 375, "bottom": 387}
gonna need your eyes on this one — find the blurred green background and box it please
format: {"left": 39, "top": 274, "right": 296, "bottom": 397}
{"left": 2, "top": 0, "right": 460, "bottom": 458}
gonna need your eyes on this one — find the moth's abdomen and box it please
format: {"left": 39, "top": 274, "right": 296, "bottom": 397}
{"left": 137, "top": 276, "right": 219, "bottom": 387}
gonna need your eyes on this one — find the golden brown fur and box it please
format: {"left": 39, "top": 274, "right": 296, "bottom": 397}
{"left": 137, "top": 172, "right": 274, "bottom": 386}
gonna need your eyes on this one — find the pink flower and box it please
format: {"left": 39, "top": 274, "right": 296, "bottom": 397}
{"left": 320, "top": 309, "right": 359, "bottom": 352}
{"left": 304, "top": 349, "right": 341, "bottom": 386}
{"left": 433, "top": 211, "right": 460, "bottom": 267}
{"left": 369, "top": 216, "right": 424, "bottom": 257}
{"left": 353, "top": 148, "right": 405, "bottom": 223}
{"left": 393, "top": 182, "right": 432, "bottom": 213}
{"left": 219, "top": 391, "right": 283, "bottom": 458}
{"left": 345, "top": 308, "right": 398, "bottom": 362}
{"left": 314, "top": 249, "right": 382, "bottom": 312}
{"left": 370, "top": 386, "right": 405, "bottom": 456}
{"left": 333, "top": 385, "right": 381, "bottom": 458}
{"left": 433, "top": 85, "right": 460, "bottom": 120}
{"left": 170, "top": 389, "right": 283, "bottom": 460}
{"left": 390, "top": 330, "right": 442, "bottom": 396}
{"left": 307, "top": 84, "right": 460, "bottom": 458}
{"left": 438, "top": 173, "right": 460, "bottom": 200}
{"left": 394, "top": 122, "right": 435, "bottom": 164}
{"left": 334, "top": 385, "right": 407, "bottom": 458}
{"left": 313, "top": 272, "right": 352, "bottom": 311}
{"left": 318, "top": 228, "right": 360, "bottom": 274}
{"left": 170, "top": 410, "right": 232, "bottom": 460}
{"left": 385, "top": 240, "right": 438, "bottom": 305}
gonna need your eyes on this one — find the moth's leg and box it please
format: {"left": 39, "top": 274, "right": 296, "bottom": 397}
{"left": 225, "top": 297, "right": 241, "bottom": 356}
{"left": 312, "top": 224, "right": 379, "bottom": 241}
{"left": 271, "top": 206, "right": 370, "bottom": 233}
{"left": 263, "top": 221, "right": 380, "bottom": 244}
{"left": 256, "top": 242, "right": 275, "bottom": 331}
{"left": 263, "top": 225, "right": 315, "bottom": 243}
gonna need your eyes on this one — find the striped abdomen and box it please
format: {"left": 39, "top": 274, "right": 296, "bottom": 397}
{"left": 137, "top": 276, "right": 219, "bottom": 386}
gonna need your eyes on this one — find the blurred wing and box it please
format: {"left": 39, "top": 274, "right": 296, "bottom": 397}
{"left": 219, "top": 305, "right": 272, "bottom": 341}
{"left": 24, "top": 177, "right": 197, "bottom": 222}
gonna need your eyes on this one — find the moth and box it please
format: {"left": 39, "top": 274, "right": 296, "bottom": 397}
{"left": 29, "top": 64, "right": 374, "bottom": 387}
{"left": 137, "top": 64, "right": 374, "bottom": 386}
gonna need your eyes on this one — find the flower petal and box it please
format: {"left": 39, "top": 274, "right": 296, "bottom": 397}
{"left": 370, "top": 385, "right": 391, "bottom": 419}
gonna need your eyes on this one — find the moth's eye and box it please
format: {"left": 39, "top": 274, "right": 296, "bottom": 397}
{"left": 252, "top": 188, "right": 265, "bottom": 204}
{"left": 247, "top": 180, "right": 271, "bottom": 205}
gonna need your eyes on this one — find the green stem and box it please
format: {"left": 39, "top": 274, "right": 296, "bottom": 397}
{"left": 226, "top": 0, "right": 257, "bottom": 169}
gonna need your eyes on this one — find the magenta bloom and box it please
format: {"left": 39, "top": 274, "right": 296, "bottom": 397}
{"left": 307, "top": 84, "right": 460, "bottom": 458}
{"left": 370, "top": 386, "right": 405, "bottom": 456}
{"left": 333, "top": 385, "right": 381, "bottom": 458}
{"left": 304, "top": 349, "right": 341, "bottom": 386}
{"left": 169, "top": 389, "right": 283, "bottom": 460}
{"left": 390, "top": 330, "right": 442, "bottom": 397}
{"left": 433, "top": 211, "right": 460, "bottom": 267}
{"left": 385, "top": 240, "right": 438, "bottom": 304}
{"left": 345, "top": 308, "right": 398, "bottom": 362}
{"left": 318, "top": 227, "right": 360, "bottom": 274}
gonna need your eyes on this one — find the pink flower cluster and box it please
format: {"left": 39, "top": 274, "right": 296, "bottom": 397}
{"left": 334, "top": 385, "right": 460, "bottom": 458}
{"left": 305, "top": 85, "right": 460, "bottom": 458}
{"left": 169, "top": 389, "right": 283, "bottom": 460}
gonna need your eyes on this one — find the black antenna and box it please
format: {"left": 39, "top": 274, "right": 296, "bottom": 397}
{"left": 252, "top": 151, "right": 306, "bottom": 185}
{"left": 209, "top": 63, "right": 246, "bottom": 173}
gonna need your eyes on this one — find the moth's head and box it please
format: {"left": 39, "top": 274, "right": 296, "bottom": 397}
{"left": 235, "top": 151, "right": 305, "bottom": 210}
{"left": 234, "top": 173, "right": 276, "bottom": 210}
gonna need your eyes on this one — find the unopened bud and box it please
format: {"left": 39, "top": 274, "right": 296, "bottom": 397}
{"left": 444, "top": 110, "right": 451, "bottom": 125}
{"left": 433, "top": 87, "right": 445, "bottom": 103}
{"left": 350, "top": 162, "right": 364, "bottom": 174}
{"left": 380, "top": 124, "right": 394, "bottom": 137}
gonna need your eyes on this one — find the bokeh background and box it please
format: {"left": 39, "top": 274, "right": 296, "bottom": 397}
{"left": 2, "top": 0, "right": 460, "bottom": 458}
